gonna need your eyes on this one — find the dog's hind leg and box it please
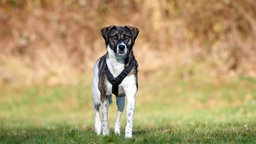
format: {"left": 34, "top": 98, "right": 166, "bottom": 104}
{"left": 94, "top": 104, "right": 101, "bottom": 135}
{"left": 92, "top": 61, "right": 102, "bottom": 135}
{"left": 115, "top": 96, "right": 125, "bottom": 135}
{"left": 101, "top": 99, "right": 110, "bottom": 135}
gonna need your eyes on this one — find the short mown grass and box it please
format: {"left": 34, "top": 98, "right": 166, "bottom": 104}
{"left": 0, "top": 74, "right": 256, "bottom": 143}
{"left": 0, "top": 122, "right": 255, "bottom": 144}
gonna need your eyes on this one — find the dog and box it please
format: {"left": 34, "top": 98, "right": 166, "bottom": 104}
{"left": 92, "top": 25, "right": 139, "bottom": 138}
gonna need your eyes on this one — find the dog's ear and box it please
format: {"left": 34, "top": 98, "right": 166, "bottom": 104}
{"left": 125, "top": 26, "right": 139, "bottom": 41}
{"left": 101, "top": 25, "right": 116, "bottom": 45}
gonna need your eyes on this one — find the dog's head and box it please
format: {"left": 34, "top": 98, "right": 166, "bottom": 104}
{"left": 101, "top": 25, "right": 139, "bottom": 56}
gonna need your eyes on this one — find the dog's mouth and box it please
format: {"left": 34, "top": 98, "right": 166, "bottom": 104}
{"left": 117, "top": 50, "right": 125, "bottom": 55}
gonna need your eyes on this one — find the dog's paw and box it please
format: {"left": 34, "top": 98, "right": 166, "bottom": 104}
{"left": 125, "top": 126, "right": 133, "bottom": 138}
{"left": 95, "top": 129, "right": 101, "bottom": 135}
{"left": 114, "top": 121, "right": 121, "bottom": 135}
{"left": 114, "top": 128, "right": 120, "bottom": 135}
{"left": 102, "top": 129, "right": 110, "bottom": 136}
{"left": 125, "top": 133, "right": 132, "bottom": 138}
{"left": 95, "top": 123, "right": 101, "bottom": 135}
{"left": 125, "top": 131, "right": 132, "bottom": 138}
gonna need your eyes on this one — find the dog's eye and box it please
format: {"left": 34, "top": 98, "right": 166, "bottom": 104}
{"left": 111, "top": 35, "right": 118, "bottom": 40}
{"left": 124, "top": 35, "right": 130, "bottom": 40}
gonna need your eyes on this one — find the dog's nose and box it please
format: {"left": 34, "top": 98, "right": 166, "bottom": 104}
{"left": 118, "top": 45, "right": 125, "bottom": 51}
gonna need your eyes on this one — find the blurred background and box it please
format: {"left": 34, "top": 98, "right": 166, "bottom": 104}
{"left": 1, "top": 0, "right": 255, "bottom": 86}
{"left": 0, "top": 0, "right": 256, "bottom": 130}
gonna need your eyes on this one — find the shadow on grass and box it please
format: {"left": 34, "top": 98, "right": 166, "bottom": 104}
{"left": 133, "top": 129, "right": 147, "bottom": 135}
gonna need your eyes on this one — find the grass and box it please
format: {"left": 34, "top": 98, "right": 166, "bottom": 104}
{"left": 0, "top": 73, "right": 256, "bottom": 143}
{"left": 0, "top": 123, "right": 255, "bottom": 144}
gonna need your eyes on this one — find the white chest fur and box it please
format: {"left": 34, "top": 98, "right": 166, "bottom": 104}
{"left": 104, "top": 45, "right": 137, "bottom": 96}
{"left": 106, "top": 46, "right": 125, "bottom": 77}
{"left": 104, "top": 46, "right": 126, "bottom": 96}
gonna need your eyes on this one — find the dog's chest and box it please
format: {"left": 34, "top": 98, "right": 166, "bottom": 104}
{"left": 106, "top": 58, "right": 124, "bottom": 77}
{"left": 98, "top": 54, "right": 138, "bottom": 98}
{"left": 104, "top": 80, "right": 125, "bottom": 96}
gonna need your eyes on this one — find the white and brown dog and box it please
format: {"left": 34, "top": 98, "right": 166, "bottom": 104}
{"left": 92, "top": 25, "right": 139, "bottom": 138}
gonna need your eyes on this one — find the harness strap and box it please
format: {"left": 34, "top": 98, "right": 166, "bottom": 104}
{"left": 105, "top": 56, "right": 136, "bottom": 96}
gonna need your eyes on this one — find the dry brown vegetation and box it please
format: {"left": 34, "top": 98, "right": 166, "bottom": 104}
{"left": 0, "top": 0, "right": 256, "bottom": 86}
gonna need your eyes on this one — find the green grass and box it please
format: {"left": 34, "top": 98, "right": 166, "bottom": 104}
{"left": 0, "top": 123, "right": 255, "bottom": 144}
{"left": 0, "top": 74, "right": 256, "bottom": 143}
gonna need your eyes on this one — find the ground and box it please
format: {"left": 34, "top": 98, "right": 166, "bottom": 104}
{"left": 0, "top": 74, "right": 256, "bottom": 143}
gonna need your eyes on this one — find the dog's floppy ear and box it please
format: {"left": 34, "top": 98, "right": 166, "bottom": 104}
{"left": 125, "top": 25, "right": 139, "bottom": 41}
{"left": 101, "top": 25, "right": 116, "bottom": 45}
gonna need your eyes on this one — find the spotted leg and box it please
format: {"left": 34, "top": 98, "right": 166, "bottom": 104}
{"left": 123, "top": 76, "right": 137, "bottom": 138}
{"left": 101, "top": 99, "right": 110, "bottom": 136}
{"left": 94, "top": 104, "right": 101, "bottom": 135}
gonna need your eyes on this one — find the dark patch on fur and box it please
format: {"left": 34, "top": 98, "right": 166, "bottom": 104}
{"left": 101, "top": 25, "right": 139, "bottom": 56}
{"left": 98, "top": 55, "right": 108, "bottom": 101}
{"left": 97, "top": 54, "right": 138, "bottom": 101}
{"left": 98, "top": 25, "right": 139, "bottom": 102}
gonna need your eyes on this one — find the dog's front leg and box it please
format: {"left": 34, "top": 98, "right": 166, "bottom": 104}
{"left": 124, "top": 77, "right": 137, "bottom": 138}
{"left": 101, "top": 99, "right": 110, "bottom": 136}
{"left": 125, "top": 90, "right": 136, "bottom": 138}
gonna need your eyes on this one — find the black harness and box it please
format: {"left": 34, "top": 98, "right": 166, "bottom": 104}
{"left": 102, "top": 55, "right": 137, "bottom": 96}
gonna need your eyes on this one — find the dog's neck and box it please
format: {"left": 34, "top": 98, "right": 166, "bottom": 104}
{"left": 106, "top": 45, "right": 132, "bottom": 77}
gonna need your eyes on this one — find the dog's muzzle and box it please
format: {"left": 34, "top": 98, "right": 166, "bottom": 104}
{"left": 117, "top": 43, "right": 127, "bottom": 55}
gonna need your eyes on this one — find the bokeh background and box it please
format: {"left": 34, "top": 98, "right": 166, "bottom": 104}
{"left": 0, "top": 0, "right": 256, "bottom": 142}
{"left": 1, "top": 0, "right": 256, "bottom": 86}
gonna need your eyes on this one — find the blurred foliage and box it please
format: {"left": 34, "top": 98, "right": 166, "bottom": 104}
{"left": 0, "top": 0, "right": 256, "bottom": 85}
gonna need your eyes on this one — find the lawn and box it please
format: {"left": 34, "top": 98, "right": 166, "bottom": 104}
{"left": 0, "top": 74, "right": 256, "bottom": 143}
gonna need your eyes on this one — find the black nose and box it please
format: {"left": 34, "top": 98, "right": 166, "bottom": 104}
{"left": 118, "top": 45, "right": 125, "bottom": 51}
